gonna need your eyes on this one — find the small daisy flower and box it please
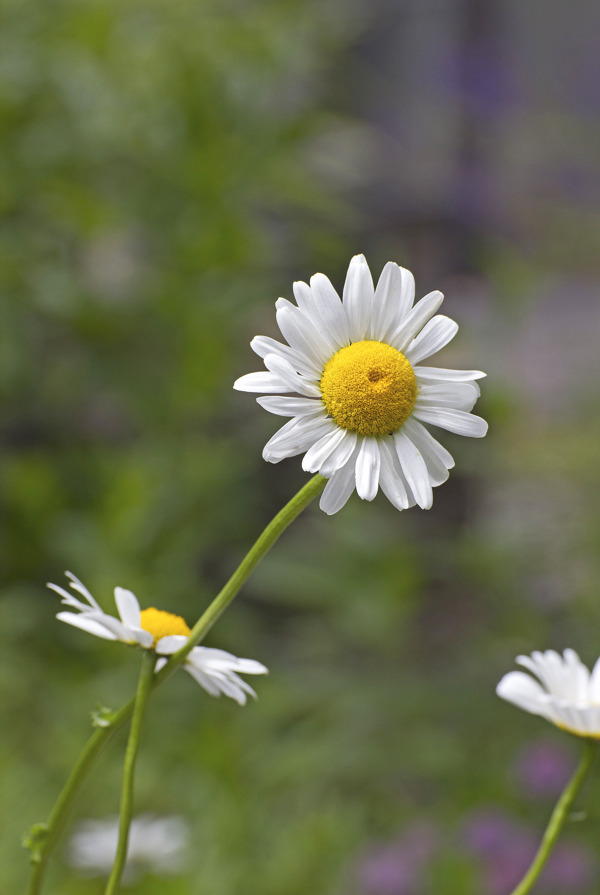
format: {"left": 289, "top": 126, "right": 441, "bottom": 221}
{"left": 68, "top": 814, "right": 189, "bottom": 880}
{"left": 234, "top": 255, "right": 487, "bottom": 514}
{"left": 50, "top": 572, "right": 267, "bottom": 705}
{"left": 497, "top": 650, "right": 600, "bottom": 739}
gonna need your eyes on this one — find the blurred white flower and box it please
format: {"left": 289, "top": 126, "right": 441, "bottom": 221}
{"left": 50, "top": 572, "right": 267, "bottom": 705}
{"left": 497, "top": 650, "right": 600, "bottom": 738}
{"left": 68, "top": 814, "right": 189, "bottom": 881}
{"left": 234, "top": 254, "right": 487, "bottom": 514}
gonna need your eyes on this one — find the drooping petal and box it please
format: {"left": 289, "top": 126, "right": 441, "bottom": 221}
{"left": 319, "top": 447, "right": 360, "bottom": 514}
{"left": 393, "top": 430, "right": 433, "bottom": 509}
{"left": 302, "top": 427, "right": 348, "bottom": 473}
{"left": 404, "top": 315, "right": 458, "bottom": 365}
{"left": 343, "top": 254, "right": 374, "bottom": 342}
{"left": 378, "top": 437, "right": 411, "bottom": 510}
{"left": 263, "top": 415, "right": 333, "bottom": 463}
{"left": 56, "top": 612, "right": 119, "bottom": 641}
{"left": 355, "top": 436, "right": 381, "bottom": 501}
{"left": 411, "top": 407, "right": 488, "bottom": 438}
{"left": 401, "top": 418, "right": 454, "bottom": 487}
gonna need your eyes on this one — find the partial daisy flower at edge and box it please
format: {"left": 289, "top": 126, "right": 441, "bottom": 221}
{"left": 234, "top": 254, "right": 487, "bottom": 515}
{"left": 497, "top": 650, "right": 600, "bottom": 739}
{"left": 50, "top": 572, "right": 267, "bottom": 705}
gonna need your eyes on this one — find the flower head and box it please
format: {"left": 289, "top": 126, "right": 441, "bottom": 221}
{"left": 497, "top": 649, "right": 600, "bottom": 738}
{"left": 234, "top": 255, "right": 487, "bottom": 514}
{"left": 68, "top": 814, "right": 189, "bottom": 880}
{"left": 50, "top": 572, "right": 267, "bottom": 705}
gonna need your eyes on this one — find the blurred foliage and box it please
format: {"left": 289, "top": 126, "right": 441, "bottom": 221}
{"left": 2, "top": 0, "right": 600, "bottom": 893}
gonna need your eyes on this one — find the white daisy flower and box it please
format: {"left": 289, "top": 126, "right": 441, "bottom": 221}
{"left": 497, "top": 649, "right": 600, "bottom": 739}
{"left": 50, "top": 572, "right": 267, "bottom": 705}
{"left": 234, "top": 254, "right": 487, "bottom": 514}
{"left": 68, "top": 813, "right": 189, "bottom": 880}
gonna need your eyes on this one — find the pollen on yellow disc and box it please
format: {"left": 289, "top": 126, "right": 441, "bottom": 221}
{"left": 320, "top": 340, "right": 417, "bottom": 436}
{"left": 139, "top": 607, "right": 191, "bottom": 647}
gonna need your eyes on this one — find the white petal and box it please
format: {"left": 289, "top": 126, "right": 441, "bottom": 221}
{"left": 355, "top": 437, "right": 381, "bottom": 501}
{"left": 497, "top": 671, "right": 552, "bottom": 717}
{"left": 414, "top": 366, "right": 486, "bottom": 382}
{"left": 155, "top": 635, "right": 189, "bottom": 655}
{"left": 250, "top": 335, "right": 320, "bottom": 379}
{"left": 589, "top": 657, "right": 600, "bottom": 703}
{"left": 276, "top": 305, "right": 332, "bottom": 368}
{"left": 388, "top": 291, "right": 444, "bottom": 353}
{"left": 263, "top": 414, "right": 332, "bottom": 463}
{"left": 414, "top": 381, "right": 480, "bottom": 413}
{"left": 56, "top": 612, "right": 118, "bottom": 641}
{"left": 371, "top": 262, "right": 415, "bottom": 342}
{"left": 48, "top": 582, "right": 90, "bottom": 611}
{"left": 65, "top": 571, "right": 101, "bottom": 609}
{"left": 319, "top": 449, "right": 359, "bottom": 514}
{"left": 342, "top": 254, "right": 374, "bottom": 342}
{"left": 256, "top": 396, "right": 322, "bottom": 417}
{"left": 404, "top": 315, "right": 458, "bottom": 365}
{"left": 310, "top": 273, "right": 351, "bottom": 348}
{"left": 263, "top": 354, "right": 321, "bottom": 398}
{"left": 319, "top": 430, "right": 358, "bottom": 478}
{"left": 114, "top": 587, "right": 141, "bottom": 628}
{"left": 401, "top": 418, "right": 454, "bottom": 487}
{"left": 393, "top": 430, "right": 433, "bottom": 509}
{"left": 412, "top": 407, "right": 488, "bottom": 438}
{"left": 302, "top": 427, "right": 347, "bottom": 473}
{"left": 377, "top": 437, "right": 411, "bottom": 510}
{"left": 233, "top": 371, "right": 292, "bottom": 394}
{"left": 292, "top": 280, "right": 313, "bottom": 313}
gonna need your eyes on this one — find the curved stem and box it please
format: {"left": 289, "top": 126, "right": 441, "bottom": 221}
{"left": 509, "top": 738, "right": 597, "bottom": 895}
{"left": 25, "top": 474, "right": 326, "bottom": 895}
{"left": 104, "top": 651, "right": 156, "bottom": 895}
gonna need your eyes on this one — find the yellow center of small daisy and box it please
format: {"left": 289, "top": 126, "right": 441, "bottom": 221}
{"left": 139, "top": 608, "right": 191, "bottom": 647}
{"left": 320, "top": 340, "right": 417, "bottom": 436}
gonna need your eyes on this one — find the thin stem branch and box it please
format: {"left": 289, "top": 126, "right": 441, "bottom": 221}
{"left": 25, "top": 474, "right": 326, "bottom": 895}
{"left": 104, "top": 651, "right": 156, "bottom": 895}
{"left": 509, "top": 738, "right": 597, "bottom": 895}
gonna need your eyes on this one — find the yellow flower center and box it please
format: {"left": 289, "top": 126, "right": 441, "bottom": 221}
{"left": 139, "top": 607, "right": 191, "bottom": 647}
{"left": 320, "top": 340, "right": 417, "bottom": 436}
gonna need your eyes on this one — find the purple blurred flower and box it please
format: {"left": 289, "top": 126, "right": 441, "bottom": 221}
{"left": 513, "top": 739, "right": 574, "bottom": 798}
{"left": 462, "top": 808, "right": 595, "bottom": 895}
{"left": 356, "top": 823, "right": 438, "bottom": 895}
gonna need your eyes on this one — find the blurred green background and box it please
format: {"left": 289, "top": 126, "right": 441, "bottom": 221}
{"left": 2, "top": 0, "right": 600, "bottom": 892}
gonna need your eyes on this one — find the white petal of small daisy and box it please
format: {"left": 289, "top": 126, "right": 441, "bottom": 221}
{"left": 64, "top": 571, "right": 102, "bottom": 610}
{"left": 114, "top": 587, "right": 142, "bottom": 628}
{"left": 355, "top": 436, "right": 381, "bottom": 501}
{"left": 235, "top": 256, "right": 486, "bottom": 513}
{"left": 415, "top": 366, "right": 486, "bottom": 382}
{"left": 412, "top": 406, "right": 488, "bottom": 438}
{"left": 256, "top": 396, "right": 323, "bottom": 418}
{"left": 56, "top": 612, "right": 120, "bottom": 641}
{"left": 377, "top": 437, "right": 412, "bottom": 510}
{"left": 263, "top": 415, "right": 333, "bottom": 463}
{"left": 263, "top": 354, "right": 321, "bottom": 397}
{"left": 404, "top": 315, "right": 458, "bottom": 365}
{"left": 301, "top": 427, "right": 348, "bottom": 473}
{"left": 393, "top": 429, "right": 433, "bottom": 510}
{"left": 318, "top": 430, "right": 358, "bottom": 478}
{"left": 343, "top": 254, "right": 374, "bottom": 342}
{"left": 497, "top": 650, "right": 600, "bottom": 739}
{"left": 319, "top": 445, "right": 361, "bottom": 515}
{"left": 388, "top": 290, "right": 444, "bottom": 353}
{"left": 414, "top": 381, "right": 481, "bottom": 413}
{"left": 371, "top": 262, "right": 415, "bottom": 342}
{"left": 250, "top": 335, "right": 321, "bottom": 379}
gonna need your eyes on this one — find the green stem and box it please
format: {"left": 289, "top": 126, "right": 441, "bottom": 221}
{"left": 509, "top": 738, "right": 597, "bottom": 895}
{"left": 25, "top": 699, "right": 134, "bottom": 895}
{"left": 104, "top": 651, "right": 156, "bottom": 895}
{"left": 25, "top": 473, "right": 326, "bottom": 895}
